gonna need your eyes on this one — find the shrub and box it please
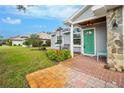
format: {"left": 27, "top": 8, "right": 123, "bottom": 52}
{"left": 46, "top": 49, "right": 71, "bottom": 62}
{"left": 46, "top": 40, "right": 51, "bottom": 46}
{"left": 46, "top": 49, "right": 57, "bottom": 61}
{"left": 5, "top": 39, "right": 12, "bottom": 46}
{"left": 18, "top": 44, "right": 21, "bottom": 46}
{"left": 62, "top": 49, "right": 71, "bottom": 59}
{"left": 23, "top": 40, "right": 32, "bottom": 46}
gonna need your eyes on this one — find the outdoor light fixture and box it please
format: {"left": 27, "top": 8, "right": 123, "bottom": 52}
{"left": 112, "top": 19, "right": 118, "bottom": 28}
{"left": 86, "top": 21, "right": 93, "bottom": 26}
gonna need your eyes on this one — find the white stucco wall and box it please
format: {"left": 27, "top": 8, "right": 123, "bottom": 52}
{"left": 42, "top": 40, "right": 47, "bottom": 44}
{"left": 12, "top": 40, "right": 24, "bottom": 46}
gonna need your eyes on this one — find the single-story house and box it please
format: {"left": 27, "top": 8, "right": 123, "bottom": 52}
{"left": 37, "top": 32, "right": 51, "bottom": 45}
{"left": 52, "top": 5, "right": 124, "bottom": 68}
{"left": 10, "top": 36, "right": 28, "bottom": 46}
{"left": 51, "top": 28, "right": 70, "bottom": 50}
{"left": 11, "top": 33, "right": 50, "bottom": 46}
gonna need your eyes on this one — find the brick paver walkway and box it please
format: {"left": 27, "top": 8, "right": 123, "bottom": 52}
{"left": 26, "top": 55, "right": 124, "bottom": 88}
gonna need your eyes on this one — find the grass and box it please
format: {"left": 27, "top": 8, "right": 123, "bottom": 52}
{"left": 0, "top": 46, "right": 56, "bottom": 88}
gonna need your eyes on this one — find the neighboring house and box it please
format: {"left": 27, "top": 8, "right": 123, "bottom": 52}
{"left": 36, "top": 32, "right": 50, "bottom": 45}
{"left": 10, "top": 36, "right": 28, "bottom": 46}
{"left": 0, "top": 36, "right": 3, "bottom": 46}
{"left": 51, "top": 28, "right": 71, "bottom": 50}
{"left": 10, "top": 33, "right": 50, "bottom": 46}
{"left": 63, "top": 5, "right": 124, "bottom": 68}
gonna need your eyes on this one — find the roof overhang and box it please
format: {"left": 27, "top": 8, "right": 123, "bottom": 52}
{"left": 65, "top": 5, "right": 121, "bottom": 25}
{"left": 73, "top": 15, "right": 106, "bottom": 25}
{"left": 92, "top": 5, "right": 121, "bottom": 16}
{"left": 12, "top": 39, "right": 24, "bottom": 41}
{"left": 78, "top": 16, "right": 106, "bottom": 26}
{"left": 64, "top": 5, "right": 91, "bottom": 25}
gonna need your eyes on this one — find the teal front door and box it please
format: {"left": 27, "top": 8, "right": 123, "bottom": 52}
{"left": 83, "top": 29, "right": 94, "bottom": 55}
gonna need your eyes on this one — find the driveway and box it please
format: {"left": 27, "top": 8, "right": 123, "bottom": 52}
{"left": 26, "top": 56, "right": 124, "bottom": 88}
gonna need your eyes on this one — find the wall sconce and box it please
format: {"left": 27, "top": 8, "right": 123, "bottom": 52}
{"left": 112, "top": 19, "right": 118, "bottom": 28}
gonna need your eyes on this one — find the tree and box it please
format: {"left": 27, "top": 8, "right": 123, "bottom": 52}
{"left": 30, "top": 34, "right": 39, "bottom": 39}
{"left": 16, "top": 5, "right": 33, "bottom": 12}
{"left": 24, "top": 34, "right": 43, "bottom": 48}
{"left": 29, "top": 34, "right": 40, "bottom": 47}
{"left": 23, "top": 39, "right": 32, "bottom": 47}
{"left": 23, "top": 34, "right": 43, "bottom": 48}
{"left": 5, "top": 39, "right": 12, "bottom": 46}
{"left": 46, "top": 40, "right": 51, "bottom": 46}
{"left": 17, "top": 5, "right": 26, "bottom": 12}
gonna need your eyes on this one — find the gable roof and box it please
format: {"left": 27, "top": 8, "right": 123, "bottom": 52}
{"left": 64, "top": 5, "right": 91, "bottom": 24}
{"left": 10, "top": 35, "right": 29, "bottom": 41}
{"left": 65, "top": 5, "right": 121, "bottom": 25}
{"left": 36, "top": 33, "right": 50, "bottom": 40}
{"left": 10, "top": 37, "right": 26, "bottom": 41}
{"left": 10, "top": 32, "right": 50, "bottom": 41}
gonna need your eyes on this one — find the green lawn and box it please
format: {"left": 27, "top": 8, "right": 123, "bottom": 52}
{"left": 0, "top": 46, "right": 56, "bottom": 88}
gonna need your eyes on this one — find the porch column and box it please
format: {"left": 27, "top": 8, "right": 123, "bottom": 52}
{"left": 70, "top": 24, "right": 74, "bottom": 57}
{"left": 106, "top": 6, "right": 124, "bottom": 71}
{"left": 123, "top": 6, "right": 124, "bottom": 58}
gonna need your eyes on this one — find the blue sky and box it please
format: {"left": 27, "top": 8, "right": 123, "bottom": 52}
{"left": 0, "top": 5, "right": 81, "bottom": 38}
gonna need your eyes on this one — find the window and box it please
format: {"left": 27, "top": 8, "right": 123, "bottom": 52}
{"left": 56, "top": 36, "right": 62, "bottom": 44}
{"left": 57, "top": 36, "right": 62, "bottom": 40}
{"left": 73, "top": 28, "right": 81, "bottom": 45}
{"left": 73, "top": 28, "right": 81, "bottom": 33}
{"left": 51, "top": 35, "right": 55, "bottom": 37}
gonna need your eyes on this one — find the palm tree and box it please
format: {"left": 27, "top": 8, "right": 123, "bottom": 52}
{"left": 16, "top": 5, "right": 26, "bottom": 12}
{"left": 16, "top": 5, "right": 33, "bottom": 12}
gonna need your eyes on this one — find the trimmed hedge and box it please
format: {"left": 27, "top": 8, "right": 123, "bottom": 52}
{"left": 46, "top": 49, "right": 71, "bottom": 62}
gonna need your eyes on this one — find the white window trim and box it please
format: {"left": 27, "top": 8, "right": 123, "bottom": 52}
{"left": 73, "top": 44, "right": 81, "bottom": 47}
{"left": 55, "top": 44, "right": 60, "bottom": 47}
{"left": 73, "top": 26, "right": 82, "bottom": 46}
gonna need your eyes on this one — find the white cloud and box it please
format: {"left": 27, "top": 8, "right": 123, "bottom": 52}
{"left": 2, "top": 17, "right": 21, "bottom": 24}
{"left": 9, "top": 5, "right": 80, "bottom": 20}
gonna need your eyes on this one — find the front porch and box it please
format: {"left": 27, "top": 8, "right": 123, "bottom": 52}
{"left": 69, "top": 16, "right": 107, "bottom": 58}
{"left": 68, "top": 6, "right": 124, "bottom": 72}
{"left": 26, "top": 55, "right": 124, "bottom": 88}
